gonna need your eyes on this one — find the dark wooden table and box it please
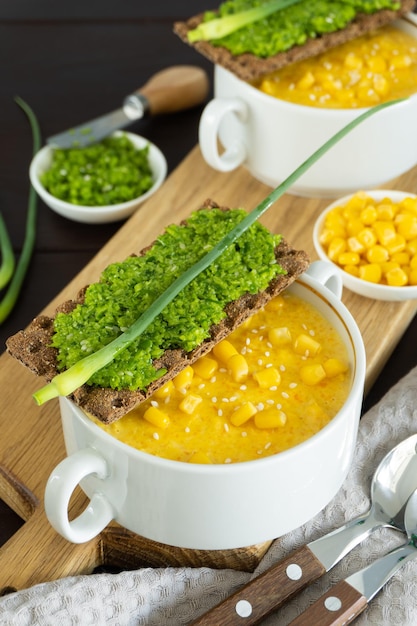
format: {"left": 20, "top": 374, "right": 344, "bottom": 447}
{"left": 1, "top": 1, "right": 416, "bottom": 549}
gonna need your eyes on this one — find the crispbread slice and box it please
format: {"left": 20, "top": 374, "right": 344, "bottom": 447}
{"left": 174, "top": 0, "right": 416, "bottom": 81}
{"left": 6, "top": 200, "right": 309, "bottom": 423}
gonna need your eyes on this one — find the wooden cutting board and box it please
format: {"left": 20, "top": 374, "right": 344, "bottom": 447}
{"left": 1, "top": 146, "right": 417, "bottom": 594}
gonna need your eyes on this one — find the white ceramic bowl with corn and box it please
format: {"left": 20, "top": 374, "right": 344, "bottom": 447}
{"left": 199, "top": 18, "right": 417, "bottom": 197}
{"left": 313, "top": 190, "right": 417, "bottom": 301}
{"left": 44, "top": 262, "right": 366, "bottom": 549}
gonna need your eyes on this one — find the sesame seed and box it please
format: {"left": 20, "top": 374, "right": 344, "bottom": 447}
{"left": 222, "top": 397, "right": 229, "bottom": 403}
{"left": 266, "top": 363, "right": 273, "bottom": 368}
{"left": 210, "top": 376, "right": 217, "bottom": 383}
{"left": 242, "top": 432, "right": 248, "bottom": 437}
{"left": 276, "top": 403, "right": 282, "bottom": 410}
{"left": 153, "top": 433, "right": 160, "bottom": 440}
{"left": 246, "top": 338, "right": 251, "bottom": 345}
{"left": 266, "top": 399, "right": 275, "bottom": 405}
{"left": 289, "top": 382, "right": 297, "bottom": 389}
{"left": 309, "top": 329, "right": 315, "bottom": 336}
{"left": 267, "top": 342, "right": 273, "bottom": 348}
{"left": 240, "top": 384, "right": 247, "bottom": 391}
{"left": 257, "top": 359, "right": 263, "bottom": 366}
{"left": 218, "top": 409, "right": 223, "bottom": 417}
{"left": 257, "top": 450, "right": 263, "bottom": 455}
{"left": 264, "top": 442, "right": 271, "bottom": 450}
{"left": 257, "top": 402, "right": 265, "bottom": 411}
{"left": 185, "top": 427, "right": 190, "bottom": 433}
{"left": 265, "top": 351, "right": 270, "bottom": 357}
{"left": 198, "top": 383, "right": 205, "bottom": 389}
{"left": 241, "top": 347, "right": 247, "bottom": 355}
{"left": 230, "top": 396, "right": 238, "bottom": 402}
{"left": 151, "top": 400, "right": 159, "bottom": 407}
{"left": 219, "top": 367, "right": 227, "bottom": 373}
{"left": 269, "top": 386, "right": 278, "bottom": 391}
{"left": 282, "top": 392, "right": 290, "bottom": 399}
{"left": 251, "top": 329, "right": 258, "bottom": 334}
{"left": 280, "top": 365, "right": 286, "bottom": 372}
{"left": 224, "top": 458, "right": 232, "bottom": 464}
{"left": 224, "top": 423, "right": 229, "bottom": 432}
{"left": 211, "top": 397, "right": 217, "bottom": 403}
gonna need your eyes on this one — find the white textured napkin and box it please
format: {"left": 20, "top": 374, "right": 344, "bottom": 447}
{"left": 1, "top": 365, "right": 417, "bottom": 626}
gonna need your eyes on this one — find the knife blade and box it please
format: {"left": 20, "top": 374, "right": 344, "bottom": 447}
{"left": 47, "top": 65, "right": 209, "bottom": 149}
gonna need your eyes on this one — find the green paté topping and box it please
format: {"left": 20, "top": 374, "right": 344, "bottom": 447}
{"left": 202, "top": 0, "right": 401, "bottom": 58}
{"left": 52, "top": 207, "right": 284, "bottom": 391}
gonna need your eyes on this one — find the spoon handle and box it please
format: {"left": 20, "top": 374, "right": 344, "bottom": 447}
{"left": 191, "top": 545, "right": 326, "bottom": 625}
{"left": 135, "top": 65, "right": 210, "bottom": 116}
{"left": 287, "top": 580, "right": 367, "bottom": 626}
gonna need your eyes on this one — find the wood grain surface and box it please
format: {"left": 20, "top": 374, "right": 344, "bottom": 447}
{"left": 1, "top": 146, "right": 417, "bottom": 594}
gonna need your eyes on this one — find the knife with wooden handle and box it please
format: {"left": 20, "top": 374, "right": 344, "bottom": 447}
{"left": 287, "top": 542, "right": 417, "bottom": 626}
{"left": 47, "top": 65, "right": 210, "bottom": 148}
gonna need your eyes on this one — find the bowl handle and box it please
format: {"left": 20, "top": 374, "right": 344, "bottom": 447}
{"left": 306, "top": 260, "right": 343, "bottom": 299}
{"left": 199, "top": 97, "right": 248, "bottom": 171}
{"left": 44, "top": 448, "right": 115, "bottom": 543}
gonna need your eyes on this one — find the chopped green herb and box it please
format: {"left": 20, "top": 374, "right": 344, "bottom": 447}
{"left": 41, "top": 133, "right": 154, "bottom": 206}
{"left": 51, "top": 208, "right": 283, "bottom": 391}
{"left": 199, "top": 0, "right": 401, "bottom": 58}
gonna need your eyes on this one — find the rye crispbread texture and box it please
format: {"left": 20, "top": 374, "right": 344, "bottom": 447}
{"left": 173, "top": 0, "right": 416, "bottom": 81}
{"left": 6, "top": 200, "right": 309, "bottom": 423}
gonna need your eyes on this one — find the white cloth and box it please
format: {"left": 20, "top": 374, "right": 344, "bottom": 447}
{"left": 1, "top": 365, "right": 417, "bottom": 625}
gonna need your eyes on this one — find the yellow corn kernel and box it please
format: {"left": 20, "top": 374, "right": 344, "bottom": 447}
{"left": 230, "top": 402, "right": 258, "bottom": 427}
{"left": 347, "top": 236, "right": 365, "bottom": 254}
{"left": 268, "top": 326, "right": 292, "bottom": 345}
{"left": 360, "top": 206, "right": 377, "bottom": 225}
{"left": 254, "top": 409, "right": 287, "bottom": 429}
{"left": 320, "top": 227, "right": 345, "bottom": 246}
{"left": 143, "top": 406, "right": 170, "bottom": 429}
{"left": 343, "top": 264, "right": 360, "bottom": 277}
{"left": 253, "top": 367, "right": 281, "bottom": 389}
{"left": 227, "top": 353, "right": 249, "bottom": 382}
{"left": 327, "top": 237, "right": 347, "bottom": 261}
{"left": 409, "top": 268, "right": 417, "bottom": 285}
{"left": 373, "top": 75, "right": 389, "bottom": 96}
{"left": 325, "top": 209, "right": 346, "bottom": 229}
{"left": 297, "top": 71, "right": 315, "bottom": 89}
{"left": 179, "top": 394, "right": 202, "bottom": 415}
{"left": 396, "top": 214, "right": 417, "bottom": 240}
{"left": 376, "top": 203, "right": 395, "bottom": 220}
{"left": 357, "top": 228, "right": 377, "bottom": 248}
{"left": 373, "top": 221, "right": 396, "bottom": 246}
{"left": 345, "top": 192, "right": 369, "bottom": 211}
{"left": 344, "top": 52, "right": 363, "bottom": 70}
{"left": 346, "top": 218, "right": 364, "bottom": 236}
{"left": 189, "top": 451, "right": 212, "bottom": 464}
{"left": 381, "top": 261, "right": 400, "bottom": 276}
{"left": 300, "top": 364, "right": 327, "bottom": 386}
{"left": 386, "top": 267, "right": 408, "bottom": 286}
{"left": 323, "top": 358, "right": 348, "bottom": 377}
{"left": 366, "top": 55, "right": 387, "bottom": 73}
{"left": 407, "top": 238, "right": 417, "bottom": 256}
{"left": 401, "top": 197, "right": 417, "bottom": 215}
{"left": 390, "top": 54, "right": 412, "bottom": 69}
{"left": 338, "top": 251, "right": 360, "bottom": 266}
{"left": 192, "top": 356, "right": 218, "bottom": 380}
{"left": 366, "top": 245, "right": 389, "bottom": 264}
{"left": 293, "top": 333, "right": 321, "bottom": 357}
{"left": 153, "top": 379, "right": 174, "bottom": 399}
{"left": 385, "top": 234, "right": 406, "bottom": 255}
{"left": 359, "top": 263, "right": 382, "bottom": 284}
{"left": 410, "top": 254, "right": 417, "bottom": 270}
{"left": 212, "top": 339, "right": 238, "bottom": 364}
{"left": 267, "top": 295, "right": 285, "bottom": 311}
{"left": 173, "top": 365, "right": 194, "bottom": 392}
{"left": 391, "top": 251, "right": 410, "bottom": 266}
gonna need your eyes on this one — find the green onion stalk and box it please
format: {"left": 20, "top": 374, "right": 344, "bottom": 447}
{"left": 187, "top": 0, "right": 302, "bottom": 42}
{"left": 0, "top": 214, "right": 15, "bottom": 290}
{"left": 0, "top": 97, "right": 41, "bottom": 324}
{"left": 33, "top": 98, "right": 405, "bottom": 405}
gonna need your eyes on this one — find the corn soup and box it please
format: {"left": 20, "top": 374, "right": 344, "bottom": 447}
{"left": 257, "top": 25, "right": 417, "bottom": 109}
{"left": 94, "top": 293, "right": 350, "bottom": 464}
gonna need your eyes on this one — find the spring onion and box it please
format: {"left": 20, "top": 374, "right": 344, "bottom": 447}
{"left": 187, "top": 0, "right": 302, "bottom": 43}
{"left": 33, "top": 98, "right": 405, "bottom": 405}
{"left": 0, "top": 214, "right": 15, "bottom": 290}
{"left": 0, "top": 97, "right": 41, "bottom": 324}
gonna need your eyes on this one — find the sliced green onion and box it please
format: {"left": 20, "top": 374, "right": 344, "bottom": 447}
{"left": 187, "top": 0, "right": 302, "bottom": 43}
{"left": 33, "top": 98, "right": 405, "bottom": 405}
{"left": 0, "top": 214, "right": 15, "bottom": 290}
{"left": 0, "top": 97, "right": 41, "bottom": 324}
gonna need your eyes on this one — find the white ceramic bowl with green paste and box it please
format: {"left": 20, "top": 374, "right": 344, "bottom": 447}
{"left": 29, "top": 131, "right": 167, "bottom": 224}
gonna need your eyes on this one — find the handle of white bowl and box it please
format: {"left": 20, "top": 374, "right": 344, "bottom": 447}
{"left": 44, "top": 448, "right": 115, "bottom": 543}
{"left": 199, "top": 98, "right": 248, "bottom": 171}
{"left": 306, "top": 261, "right": 343, "bottom": 299}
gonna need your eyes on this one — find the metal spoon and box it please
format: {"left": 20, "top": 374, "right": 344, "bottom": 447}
{"left": 288, "top": 488, "right": 417, "bottom": 625}
{"left": 192, "top": 434, "right": 417, "bottom": 625}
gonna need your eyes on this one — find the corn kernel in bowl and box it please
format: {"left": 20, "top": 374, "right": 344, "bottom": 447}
{"left": 313, "top": 190, "right": 417, "bottom": 301}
